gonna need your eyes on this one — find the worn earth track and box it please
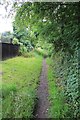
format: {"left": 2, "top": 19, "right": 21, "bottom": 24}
{"left": 35, "top": 58, "right": 49, "bottom": 119}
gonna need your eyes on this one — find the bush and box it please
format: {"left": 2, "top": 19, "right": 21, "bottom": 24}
{"left": 13, "top": 38, "right": 19, "bottom": 44}
{"left": 22, "top": 51, "right": 35, "bottom": 58}
{"left": 35, "top": 48, "right": 48, "bottom": 58}
{"left": 19, "top": 43, "right": 27, "bottom": 55}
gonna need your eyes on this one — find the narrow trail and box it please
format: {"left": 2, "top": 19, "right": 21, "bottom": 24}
{"left": 35, "top": 58, "right": 49, "bottom": 119}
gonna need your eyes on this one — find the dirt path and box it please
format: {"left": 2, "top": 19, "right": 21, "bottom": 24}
{"left": 35, "top": 58, "right": 49, "bottom": 119}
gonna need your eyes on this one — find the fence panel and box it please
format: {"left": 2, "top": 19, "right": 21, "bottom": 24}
{"left": 1, "top": 43, "right": 20, "bottom": 60}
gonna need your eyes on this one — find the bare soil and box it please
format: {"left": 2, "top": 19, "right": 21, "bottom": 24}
{"left": 35, "top": 58, "right": 49, "bottom": 119}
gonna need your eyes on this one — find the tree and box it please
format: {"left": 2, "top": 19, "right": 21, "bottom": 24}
{"left": 14, "top": 2, "right": 79, "bottom": 53}
{"left": 1, "top": 31, "right": 13, "bottom": 43}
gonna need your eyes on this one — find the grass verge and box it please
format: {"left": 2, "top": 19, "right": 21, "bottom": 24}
{"left": 47, "top": 58, "right": 68, "bottom": 119}
{"left": 2, "top": 56, "right": 42, "bottom": 118}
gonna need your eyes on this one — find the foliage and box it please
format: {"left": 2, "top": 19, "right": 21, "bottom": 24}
{"left": 13, "top": 37, "right": 19, "bottom": 44}
{"left": 18, "top": 41, "right": 33, "bottom": 56}
{"left": 35, "top": 48, "right": 48, "bottom": 58}
{"left": 14, "top": 2, "right": 79, "bottom": 53}
{"left": 35, "top": 40, "right": 53, "bottom": 57}
{"left": 21, "top": 50, "right": 35, "bottom": 58}
{"left": 1, "top": 31, "right": 13, "bottom": 43}
{"left": 51, "top": 50, "right": 79, "bottom": 118}
{"left": 19, "top": 43, "right": 27, "bottom": 55}
{"left": 2, "top": 57, "right": 42, "bottom": 118}
{"left": 13, "top": 23, "right": 36, "bottom": 47}
{"left": 47, "top": 58, "right": 68, "bottom": 118}
{"left": 13, "top": 25, "right": 34, "bottom": 54}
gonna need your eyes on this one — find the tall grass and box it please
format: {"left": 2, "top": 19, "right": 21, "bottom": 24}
{"left": 2, "top": 56, "right": 42, "bottom": 118}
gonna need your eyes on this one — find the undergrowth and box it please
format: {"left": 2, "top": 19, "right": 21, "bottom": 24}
{"left": 47, "top": 58, "right": 68, "bottom": 119}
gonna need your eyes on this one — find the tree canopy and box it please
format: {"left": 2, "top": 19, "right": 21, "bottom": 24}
{"left": 14, "top": 2, "right": 80, "bottom": 54}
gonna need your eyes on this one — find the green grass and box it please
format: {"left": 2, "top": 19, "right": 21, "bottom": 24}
{"left": 47, "top": 58, "right": 68, "bottom": 119}
{"left": 22, "top": 50, "right": 43, "bottom": 58}
{"left": 2, "top": 56, "right": 42, "bottom": 118}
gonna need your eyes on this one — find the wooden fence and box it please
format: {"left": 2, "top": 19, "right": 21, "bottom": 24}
{"left": 1, "top": 43, "right": 20, "bottom": 60}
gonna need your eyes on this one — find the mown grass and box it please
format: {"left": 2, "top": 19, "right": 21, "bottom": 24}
{"left": 2, "top": 56, "right": 42, "bottom": 118}
{"left": 47, "top": 58, "right": 68, "bottom": 119}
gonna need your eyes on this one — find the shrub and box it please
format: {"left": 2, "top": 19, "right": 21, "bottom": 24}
{"left": 35, "top": 48, "right": 48, "bottom": 58}
{"left": 22, "top": 51, "right": 35, "bottom": 58}
{"left": 13, "top": 38, "right": 19, "bottom": 44}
